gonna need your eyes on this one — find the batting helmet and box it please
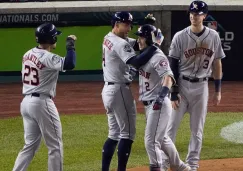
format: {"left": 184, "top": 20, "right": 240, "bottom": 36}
{"left": 35, "top": 23, "right": 62, "bottom": 44}
{"left": 188, "top": 1, "right": 208, "bottom": 15}
{"left": 111, "top": 11, "right": 133, "bottom": 28}
{"left": 135, "top": 24, "right": 159, "bottom": 46}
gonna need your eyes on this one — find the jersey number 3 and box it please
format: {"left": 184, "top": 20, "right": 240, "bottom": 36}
{"left": 23, "top": 65, "right": 39, "bottom": 86}
{"left": 203, "top": 59, "right": 209, "bottom": 69}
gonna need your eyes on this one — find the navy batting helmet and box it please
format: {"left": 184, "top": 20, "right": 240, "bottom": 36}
{"left": 135, "top": 24, "right": 158, "bottom": 45}
{"left": 189, "top": 1, "right": 208, "bottom": 14}
{"left": 35, "top": 23, "right": 62, "bottom": 44}
{"left": 111, "top": 11, "right": 133, "bottom": 28}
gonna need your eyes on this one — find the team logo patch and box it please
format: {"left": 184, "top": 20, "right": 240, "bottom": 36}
{"left": 159, "top": 60, "right": 168, "bottom": 67}
{"left": 52, "top": 55, "right": 61, "bottom": 65}
{"left": 123, "top": 44, "right": 132, "bottom": 53}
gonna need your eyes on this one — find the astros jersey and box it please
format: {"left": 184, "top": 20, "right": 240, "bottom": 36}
{"left": 139, "top": 49, "right": 174, "bottom": 101}
{"left": 102, "top": 32, "right": 136, "bottom": 83}
{"left": 22, "top": 47, "right": 65, "bottom": 98}
{"left": 169, "top": 26, "right": 226, "bottom": 78}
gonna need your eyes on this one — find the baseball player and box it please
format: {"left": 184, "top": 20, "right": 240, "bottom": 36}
{"left": 101, "top": 12, "right": 159, "bottom": 171}
{"left": 135, "top": 24, "right": 191, "bottom": 171}
{"left": 161, "top": 1, "right": 225, "bottom": 171}
{"left": 12, "top": 23, "right": 77, "bottom": 171}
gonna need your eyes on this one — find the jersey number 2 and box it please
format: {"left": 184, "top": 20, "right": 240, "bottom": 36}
{"left": 145, "top": 82, "right": 150, "bottom": 91}
{"left": 23, "top": 65, "right": 39, "bottom": 86}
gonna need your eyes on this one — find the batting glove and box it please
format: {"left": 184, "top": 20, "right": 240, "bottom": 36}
{"left": 151, "top": 28, "right": 164, "bottom": 46}
{"left": 144, "top": 13, "right": 156, "bottom": 25}
{"left": 152, "top": 97, "right": 163, "bottom": 110}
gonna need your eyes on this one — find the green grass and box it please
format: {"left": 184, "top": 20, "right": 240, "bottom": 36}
{"left": 0, "top": 26, "right": 139, "bottom": 71}
{"left": 0, "top": 112, "right": 243, "bottom": 171}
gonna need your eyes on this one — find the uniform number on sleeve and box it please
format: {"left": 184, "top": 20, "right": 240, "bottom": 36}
{"left": 203, "top": 59, "right": 209, "bottom": 69}
{"left": 102, "top": 48, "right": 105, "bottom": 67}
{"left": 23, "top": 65, "right": 39, "bottom": 86}
{"left": 145, "top": 82, "right": 150, "bottom": 91}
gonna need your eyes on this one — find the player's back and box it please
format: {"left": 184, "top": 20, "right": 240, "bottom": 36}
{"left": 102, "top": 32, "right": 136, "bottom": 83}
{"left": 139, "top": 49, "right": 173, "bottom": 101}
{"left": 22, "top": 47, "right": 65, "bottom": 98}
{"left": 169, "top": 26, "right": 225, "bottom": 78}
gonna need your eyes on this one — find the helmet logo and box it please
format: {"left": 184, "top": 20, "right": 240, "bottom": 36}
{"left": 192, "top": 2, "right": 198, "bottom": 10}
{"left": 115, "top": 13, "right": 121, "bottom": 19}
{"left": 128, "top": 13, "right": 133, "bottom": 21}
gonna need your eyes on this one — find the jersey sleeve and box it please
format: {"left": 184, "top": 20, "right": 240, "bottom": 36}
{"left": 39, "top": 52, "right": 65, "bottom": 72}
{"left": 127, "top": 37, "right": 137, "bottom": 47}
{"left": 214, "top": 32, "right": 226, "bottom": 59}
{"left": 115, "top": 41, "right": 136, "bottom": 63}
{"left": 151, "top": 52, "right": 175, "bottom": 81}
{"left": 168, "top": 32, "right": 181, "bottom": 59}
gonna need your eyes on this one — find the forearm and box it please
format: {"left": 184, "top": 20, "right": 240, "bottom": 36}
{"left": 63, "top": 37, "right": 76, "bottom": 70}
{"left": 213, "top": 59, "right": 222, "bottom": 79}
{"left": 63, "top": 50, "right": 76, "bottom": 70}
{"left": 169, "top": 57, "right": 179, "bottom": 84}
{"left": 162, "top": 75, "right": 173, "bottom": 89}
{"left": 126, "top": 45, "right": 157, "bottom": 68}
{"left": 157, "top": 75, "right": 173, "bottom": 99}
{"left": 213, "top": 59, "right": 222, "bottom": 92}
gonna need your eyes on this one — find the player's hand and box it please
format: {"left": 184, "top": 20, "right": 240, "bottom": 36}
{"left": 129, "top": 66, "right": 138, "bottom": 78}
{"left": 153, "top": 98, "right": 163, "bottom": 110}
{"left": 212, "top": 92, "right": 221, "bottom": 106}
{"left": 66, "top": 35, "right": 77, "bottom": 50}
{"left": 171, "top": 94, "right": 181, "bottom": 110}
{"left": 144, "top": 13, "right": 156, "bottom": 25}
{"left": 67, "top": 35, "right": 77, "bottom": 41}
{"left": 151, "top": 29, "right": 164, "bottom": 46}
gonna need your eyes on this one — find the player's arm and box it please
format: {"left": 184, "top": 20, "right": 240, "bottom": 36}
{"left": 126, "top": 45, "right": 158, "bottom": 68}
{"left": 212, "top": 59, "right": 222, "bottom": 92}
{"left": 212, "top": 32, "right": 226, "bottom": 105}
{"left": 116, "top": 41, "right": 157, "bottom": 69}
{"left": 150, "top": 55, "right": 175, "bottom": 110}
{"left": 126, "top": 30, "right": 164, "bottom": 68}
{"left": 63, "top": 36, "right": 77, "bottom": 70}
{"left": 40, "top": 35, "right": 77, "bottom": 71}
{"left": 169, "top": 57, "right": 180, "bottom": 101}
{"left": 168, "top": 32, "right": 181, "bottom": 102}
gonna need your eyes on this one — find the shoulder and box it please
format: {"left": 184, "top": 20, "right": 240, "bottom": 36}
{"left": 206, "top": 27, "right": 219, "bottom": 36}
{"left": 150, "top": 49, "right": 168, "bottom": 64}
{"left": 172, "top": 27, "right": 188, "bottom": 40}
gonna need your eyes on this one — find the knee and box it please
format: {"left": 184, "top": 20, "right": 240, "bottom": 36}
{"left": 191, "top": 131, "right": 203, "bottom": 140}
{"left": 144, "top": 137, "right": 156, "bottom": 150}
{"left": 108, "top": 131, "right": 120, "bottom": 141}
{"left": 120, "top": 128, "right": 136, "bottom": 141}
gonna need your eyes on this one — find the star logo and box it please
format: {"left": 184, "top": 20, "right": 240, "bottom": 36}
{"left": 192, "top": 2, "right": 198, "bottom": 10}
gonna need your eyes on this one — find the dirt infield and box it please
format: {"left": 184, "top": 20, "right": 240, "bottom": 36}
{"left": 1, "top": 81, "right": 243, "bottom": 118}
{"left": 0, "top": 81, "right": 243, "bottom": 170}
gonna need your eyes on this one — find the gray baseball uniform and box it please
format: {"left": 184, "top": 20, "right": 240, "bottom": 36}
{"left": 13, "top": 47, "right": 65, "bottom": 171}
{"left": 162, "top": 26, "right": 225, "bottom": 170}
{"left": 139, "top": 48, "right": 188, "bottom": 171}
{"left": 102, "top": 32, "right": 137, "bottom": 141}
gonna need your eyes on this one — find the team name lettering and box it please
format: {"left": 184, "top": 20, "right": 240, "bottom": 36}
{"left": 22, "top": 54, "right": 45, "bottom": 69}
{"left": 103, "top": 39, "right": 114, "bottom": 50}
{"left": 139, "top": 69, "right": 151, "bottom": 79}
{"left": 184, "top": 47, "right": 214, "bottom": 58}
